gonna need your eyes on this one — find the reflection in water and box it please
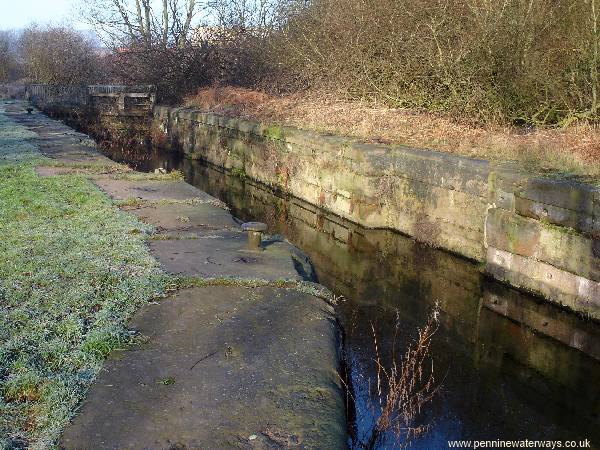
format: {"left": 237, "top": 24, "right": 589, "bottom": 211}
{"left": 103, "top": 146, "right": 600, "bottom": 448}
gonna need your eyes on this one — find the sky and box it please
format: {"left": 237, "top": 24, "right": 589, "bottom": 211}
{"left": 0, "top": 0, "right": 88, "bottom": 30}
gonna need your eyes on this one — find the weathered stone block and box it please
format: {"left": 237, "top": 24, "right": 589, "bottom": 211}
{"left": 486, "top": 247, "right": 600, "bottom": 319}
{"left": 485, "top": 208, "right": 541, "bottom": 257}
{"left": 487, "top": 162, "right": 530, "bottom": 211}
{"left": 514, "top": 196, "right": 596, "bottom": 235}
{"left": 386, "top": 176, "right": 487, "bottom": 234}
{"left": 486, "top": 208, "right": 600, "bottom": 282}
{"left": 358, "top": 145, "right": 490, "bottom": 197}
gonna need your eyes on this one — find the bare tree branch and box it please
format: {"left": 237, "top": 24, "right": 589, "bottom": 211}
{"left": 113, "top": 0, "right": 137, "bottom": 42}
{"left": 179, "top": 0, "right": 197, "bottom": 47}
{"left": 162, "top": 0, "right": 170, "bottom": 45}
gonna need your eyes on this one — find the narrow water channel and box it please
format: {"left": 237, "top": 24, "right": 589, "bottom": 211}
{"left": 101, "top": 145, "right": 600, "bottom": 449}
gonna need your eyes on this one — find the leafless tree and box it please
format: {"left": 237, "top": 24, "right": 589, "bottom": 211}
{"left": 78, "top": 0, "right": 211, "bottom": 101}
{"left": 81, "top": 0, "right": 201, "bottom": 48}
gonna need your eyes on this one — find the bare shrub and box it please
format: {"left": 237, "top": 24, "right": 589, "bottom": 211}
{"left": 201, "top": 0, "right": 600, "bottom": 126}
{"left": 0, "top": 31, "right": 22, "bottom": 82}
{"left": 274, "top": 0, "right": 600, "bottom": 125}
{"left": 18, "top": 25, "right": 101, "bottom": 85}
{"left": 106, "top": 46, "right": 212, "bottom": 103}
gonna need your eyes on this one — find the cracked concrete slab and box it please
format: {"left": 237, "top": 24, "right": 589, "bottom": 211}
{"left": 60, "top": 286, "right": 346, "bottom": 450}
{"left": 4, "top": 106, "right": 116, "bottom": 166}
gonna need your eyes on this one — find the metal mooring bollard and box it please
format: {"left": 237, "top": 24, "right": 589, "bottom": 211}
{"left": 241, "top": 222, "right": 268, "bottom": 251}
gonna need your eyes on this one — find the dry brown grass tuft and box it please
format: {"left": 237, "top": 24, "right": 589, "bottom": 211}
{"left": 185, "top": 87, "right": 600, "bottom": 179}
{"left": 360, "top": 308, "right": 440, "bottom": 449}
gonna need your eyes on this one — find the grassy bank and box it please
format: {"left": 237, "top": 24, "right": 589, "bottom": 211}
{"left": 186, "top": 87, "right": 600, "bottom": 180}
{"left": 0, "top": 106, "right": 169, "bottom": 448}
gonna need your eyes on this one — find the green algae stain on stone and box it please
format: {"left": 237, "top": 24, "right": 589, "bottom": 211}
{"left": 265, "top": 125, "right": 284, "bottom": 141}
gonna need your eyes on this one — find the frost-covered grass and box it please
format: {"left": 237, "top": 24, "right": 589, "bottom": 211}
{"left": 0, "top": 112, "right": 40, "bottom": 164}
{"left": 0, "top": 106, "right": 169, "bottom": 448}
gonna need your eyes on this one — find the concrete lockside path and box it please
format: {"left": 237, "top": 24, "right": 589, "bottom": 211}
{"left": 5, "top": 102, "right": 347, "bottom": 449}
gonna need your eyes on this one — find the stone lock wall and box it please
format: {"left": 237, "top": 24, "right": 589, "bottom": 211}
{"left": 153, "top": 106, "right": 600, "bottom": 320}
{"left": 486, "top": 173, "right": 600, "bottom": 318}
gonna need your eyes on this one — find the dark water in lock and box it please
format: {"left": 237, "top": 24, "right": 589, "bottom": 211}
{"left": 101, "top": 145, "right": 600, "bottom": 449}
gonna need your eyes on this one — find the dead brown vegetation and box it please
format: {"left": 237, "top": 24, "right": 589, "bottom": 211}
{"left": 359, "top": 308, "right": 440, "bottom": 449}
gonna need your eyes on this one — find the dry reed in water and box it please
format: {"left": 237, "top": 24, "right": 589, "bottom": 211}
{"left": 354, "top": 307, "right": 440, "bottom": 449}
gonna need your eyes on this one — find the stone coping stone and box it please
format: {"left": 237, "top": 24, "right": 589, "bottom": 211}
{"left": 4, "top": 103, "right": 115, "bottom": 165}
{"left": 148, "top": 231, "right": 304, "bottom": 281}
{"left": 60, "top": 286, "right": 346, "bottom": 450}
{"left": 94, "top": 179, "right": 217, "bottom": 202}
{"left": 516, "top": 177, "right": 599, "bottom": 215}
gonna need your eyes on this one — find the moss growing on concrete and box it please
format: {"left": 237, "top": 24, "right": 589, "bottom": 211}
{"left": 116, "top": 196, "right": 229, "bottom": 211}
{"left": 110, "top": 170, "right": 185, "bottom": 182}
{"left": 170, "top": 276, "right": 339, "bottom": 306}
